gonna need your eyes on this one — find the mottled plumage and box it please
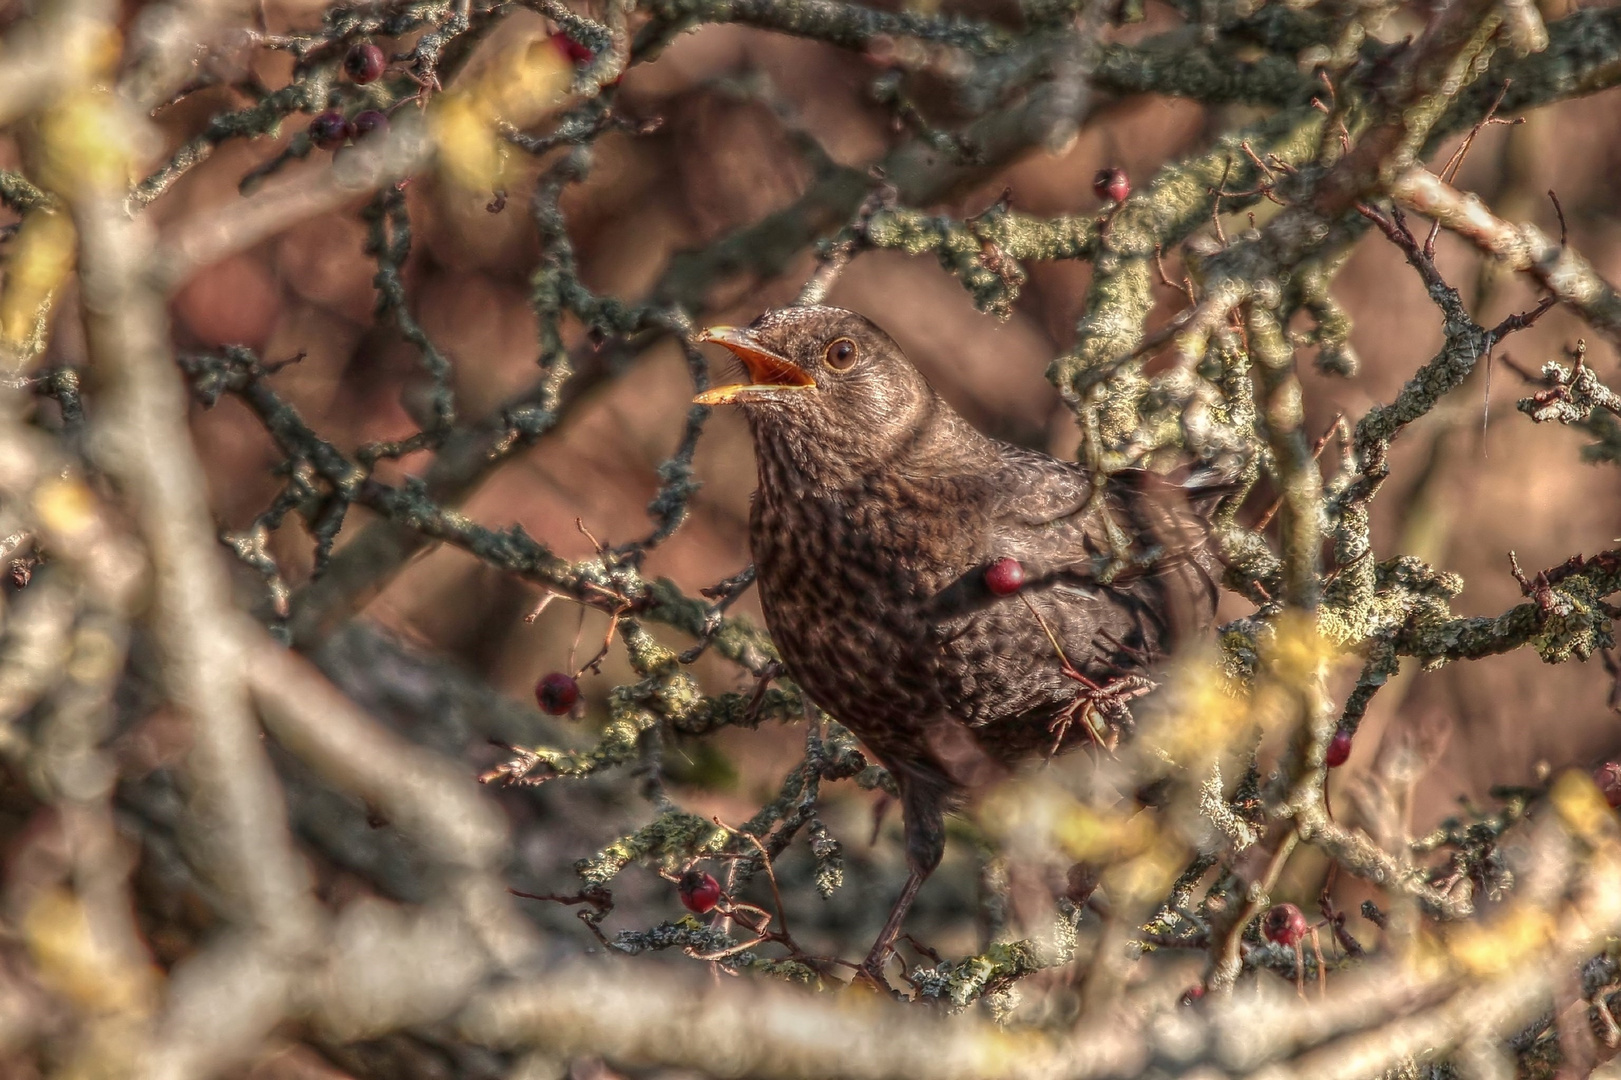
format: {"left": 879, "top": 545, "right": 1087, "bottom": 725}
{"left": 697, "top": 306, "right": 1229, "bottom": 978}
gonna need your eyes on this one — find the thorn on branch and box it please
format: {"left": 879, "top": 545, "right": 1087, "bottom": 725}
{"left": 1507, "top": 549, "right": 1557, "bottom": 618}
{"left": 1488, "top": 295, "right": 1556, "bottom": 340}
{"left": 699, "top": 565, "right": 757, "bottom": 603}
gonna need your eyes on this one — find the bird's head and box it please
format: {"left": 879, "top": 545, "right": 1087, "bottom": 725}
{"left": 694, "top": 307, "right": 937, "bottom": 476}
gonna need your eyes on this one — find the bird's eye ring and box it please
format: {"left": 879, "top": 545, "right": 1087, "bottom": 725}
{"left": 825, "top": 337, "right": 857, "bottom": 370}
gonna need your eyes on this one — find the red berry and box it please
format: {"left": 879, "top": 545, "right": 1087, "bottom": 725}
{"left": 549, "top": 31, "right": 594, "bottom": 64}
{"left": 1093, "top": 167, "right": 1130, "bottom": 204}
{"left": 351, "top": 109, "right": 389, "bottom": 138}
{"left": 535, "top": 672, "right": 580, "bottom": 715}
{"left": 309, "top": 110, "right": 350, "bottom": 150}
{"left": 1596, "top": 761, "right": 1621, "bottom": 808}
{"left": 984, "top": 557, "right": 1026, "bottom": 596}
{"left": 1261, "top": 902, "right": 1308, "bottom": 947}
{"left": 1065, "top": 862, "right": 1099, "bottom": 905}
{"left": 1325, "top": 728, "right": 1352, "bottom": 768}
{"left": 678, "top": 869, "right": 722, "bottom": 914}
{"left": 344, "top": 42, "right": 386, "bottom": 84}
{"left": 1179, "top": 984, "right": 1206, "bottom": 1006}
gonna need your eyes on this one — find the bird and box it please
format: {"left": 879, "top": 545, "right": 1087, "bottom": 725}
{"left": 694, "top": 306, "right": 1231, "bottom": 982}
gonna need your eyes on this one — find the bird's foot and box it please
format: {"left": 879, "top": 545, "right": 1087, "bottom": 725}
{"left": 1047, "top": 672, "right": 1155, "bottom": 756}
{"left": 1079, "top": 672, "right": 1155, "bottom": 722}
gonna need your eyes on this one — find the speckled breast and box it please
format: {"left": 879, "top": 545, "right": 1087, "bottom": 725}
{"left": 748, "top": 483, "right": 958, "bottom": 760}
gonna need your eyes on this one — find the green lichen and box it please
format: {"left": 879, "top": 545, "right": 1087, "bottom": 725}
{"left": 576, "top": 810, "right": 729, "bottom": 889}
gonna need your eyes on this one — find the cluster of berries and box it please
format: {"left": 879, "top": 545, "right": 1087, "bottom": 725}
{"left": 307, "top": 44, "right": 391, "bottom": 149}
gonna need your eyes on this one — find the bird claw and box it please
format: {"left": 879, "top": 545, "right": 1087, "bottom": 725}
{"left": 1077, "top": 672, "right": 1155, "bottom": 720}
{"left": 1046, "top": 672, "right": 1155, "bottom": 757}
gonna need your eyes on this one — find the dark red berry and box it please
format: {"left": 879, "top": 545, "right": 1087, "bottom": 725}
{"left": 1325, "top": 728, "right": 1352, "bottom": 768}
{"left": 1596, "top": 761, "right": 1621, "bottom": 808}
{"left": 351, "top": 110, "right": 389, "bottom": 139}
{"left": 984, "top": 557, "right": 1026, "bottom": 596}
{"left": 1261, "top": 902, "right": 1308, "bottom": 947}
{"left": 1065, "top": 862, "right": 1099, "bottom": 905}
{"left": 1093, "top": 167, "right": 1130, "bottom": 204}
{"left": 344, "top": 42, "right": 386, "bottom": 84}
{"left": 309, "top": 110, "right": 350, "bottom": 150}
{"left": 1179, "top": 984, "right": 1206, "bottom": 1006}
{"left": 535, "top": 672, "right": 580, "bottom": 715}
{"left": 678, "top": 869, "right": 722, "bottom": 914}
{"left": 549, "top": 31, "right": 594, "bottom": 64}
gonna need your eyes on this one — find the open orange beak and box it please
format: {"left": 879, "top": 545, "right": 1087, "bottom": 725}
{"left": 693, "top": 326, "right": 816, "bottom": 405}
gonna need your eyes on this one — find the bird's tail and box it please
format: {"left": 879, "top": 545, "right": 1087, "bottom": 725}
{"left": 1105, "top": 459, "right": 1241, "bottom": 640}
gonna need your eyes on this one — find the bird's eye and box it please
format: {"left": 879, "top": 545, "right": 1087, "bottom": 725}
{"left": 824, "top": 337, "right": 857, "bottom": 370}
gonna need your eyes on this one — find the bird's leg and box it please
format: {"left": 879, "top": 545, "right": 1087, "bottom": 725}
{"left": 859, "top": 869, "right": 926, "bottom": 983}
{"left": 1044, "top": 666, "right": 1113, "bottom": 758}
{"left": 1067, "top": 667, "right": 1155, "bottom": 723}
{"left": 1044, "top": 695, "right": 1095, "bottom": 759}
{"left": 859, "top": 783, "right": 945, "bottom": 986}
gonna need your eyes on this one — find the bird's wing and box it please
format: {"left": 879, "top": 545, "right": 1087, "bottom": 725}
{"left": 926, "top": 450, "right": 1224, "bottom": 663}
{"left": 985, "top": 448, "right": 1226, "bottom": 581}
{"left": 978, "top": 446, "right": 1122, "bottom": 578}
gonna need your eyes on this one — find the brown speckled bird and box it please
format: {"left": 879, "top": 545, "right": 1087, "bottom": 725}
{"left": 696, "top": 306, "right": 1230, "bottom": 980}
